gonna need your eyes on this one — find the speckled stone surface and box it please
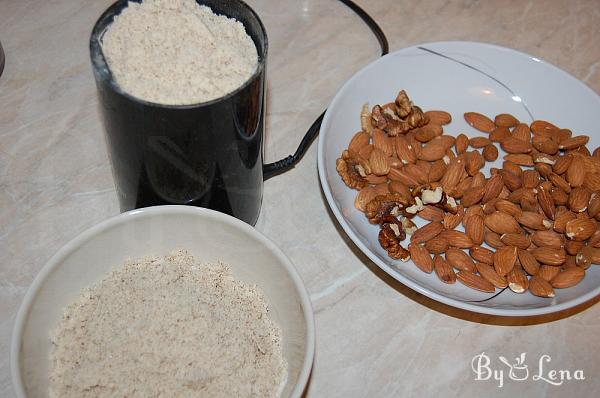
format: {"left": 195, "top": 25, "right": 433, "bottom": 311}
{"left": 1, "top": 0, "right": 599, "bottom": 396}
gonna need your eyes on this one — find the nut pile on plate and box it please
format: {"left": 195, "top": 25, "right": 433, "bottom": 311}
{"left": 336, "top": 90, "right": 600, "bottom": 297}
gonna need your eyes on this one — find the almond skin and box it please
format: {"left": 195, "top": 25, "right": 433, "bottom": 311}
{"left": 465, "top": 214, "right": 485, "bottom": 246}
{"left": 551, "top": 267, "right": 585, "bottom": 289}
{"left": 482, "top": 174, "right": 505, "bottom": 204}
{"left": 568, "top": 187, "right": 591, "bottom": 213}
{"left": 418, "top": 141, "right": 447, "bottom": 161}
{"left": 408, "top": 243, "right": 434, "bottom": 273}
{"left": 501, "top": 137, "right": 532, "bottom": 154}
{"left": 425, "top": 237, "right": 450, "bottom": 254}
{"left": 531, "top": 247, "right": 566, "bottom": 266}
{"left": 433, "top": 255, "right": 456, "bottom": 284}
{"left": 456, "top": 271, "right": 496, "bottom": 293}
{"left": 461, "top": 186, "right": 486, "bottom": 207}
{"left": 439, "top": 230, "right": 474, "bottom": 249}
{"left": 395, "top": 136, "right": 417, "bottom": 165}
{"left": 495, "top": 113, "right": 520, "bottom": 128}
{"left": 500, "top": 233, "right": 531, "bottom": 249}
{"left": 372, "top": 129, "right": 394, "bottom": 157}
{"left": 538, "top": 265, "right": 561, "bottom": 281}
{"left": 470, "top": 246, "right": 495, "bottom": 265}
{"left": 485, "top": 211, "right": 522, "bottom": 235}
{"left": 476, "top": 262, "right": 508, "bottom": 288}
{"left": 464, "top": 112, "right": 496, "bottom": 133}
{"left": 494, "top": 246, "right": 518, "bottom": 276}
{"left": 369, "top": 148, "right": 390, "bottom": 176}
{"left": 348, "top": 131, "right": 371, "bottom": 154}
{"left": 507, "top": 267, "right": 529, "bottom": 293}
{"left": 565, "top": 217, "right": 597, "bottom": 241}
{"left": 483, "top": 145, "right": 499, "bottom": 162}
{"left": 425, "top": 110, "right": 452, "bottom": 125}
{"left": 445, "top": 248, "right": 476, "bottom": 272}
{"left": 411, "top": 221, "right": 444, "bottom": 244}
{"left": 530, "top": 230, "right": 564, "bottom": 249}
{"left": 518, "top": 249, "right": 540, "bottom": 275}
{"left": 529, "top": 276, "right": 555, "bottom": 298}
{"left": 566, "top": 156, "right": 586, "bottom": 188}
{"left": 354, "top": 186, "right": 378, "bottom": 212}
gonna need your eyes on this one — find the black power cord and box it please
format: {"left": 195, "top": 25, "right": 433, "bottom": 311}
{"left": 262, "top": 0, "right": 389, "bottom": 180}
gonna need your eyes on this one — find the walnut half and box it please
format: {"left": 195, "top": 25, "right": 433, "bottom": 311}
{"left": 336, "top": 150, "right": 371, "bottom": 190}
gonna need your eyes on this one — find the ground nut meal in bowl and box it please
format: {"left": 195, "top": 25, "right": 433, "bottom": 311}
{"left": 11, "top": 206, "right": 314, "bottom": 398}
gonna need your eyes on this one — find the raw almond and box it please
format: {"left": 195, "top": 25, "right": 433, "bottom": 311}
{"left": 418, "top": 140, "right": 447, "bottom": 161}
{"left": 507, "top": 267, "right": 529, "bottom": 293}
{"left": 354, "top": 186, "right": 377, "bottom": 212}
{"left": 485, "top": 211, "right": 522, "bottom": 234}
{"left": 461, "top": 186, "right": 486, "bottom": 207}
{"left": 568, "top": 187, "right": 591, "bottom": 213}
{"left": 500, "top": 233, "right": 530, "bottom": 249}
{"left": 469, "top": 136, "right": 492, "bottom": 148}
{"left": 476, "top": 262, "right": 508, "bottom": 289}
{"left": 531, "top": 247, "right": 566, "bottom": 266}
{"left": 395, "top": 136, "right": 417, "bottom": 164}
{"left": 583, "top": 172, "right": 600, "bottom": 192}
{"left": 425, "top": 237, "right": 450, "bottom": 254}
{"left": 482, "top": 144, "right": 499, "bottom": 162}
{"left": 408, "top": 243, "right": 434, "bottom": 273}
{"left": 490, "top": 126, "right": 512, "bottom": 142}
{"left": 553, "top": 209, "right": 576, "bottom": 233}
{"left": 465, "top": 214, "right": 485, "bottom": 246}
{"left": 516, "top": 211, "right": 552, "bottom": 230}
{"left": 443, "top": 205, "right": 465, "bottom": 229}
{"left": 484, "top": 230, "right": 505, "bottom": 249}
{"left": 470, "top": 246, "right": 495, "bottom": 265}
{"left": 551, "top": 267, "right": 585, "bottom": 289}
{"left": 411, "top": 221, "right": 444, "bottom": 244}
{"left": 559, "top": 135, "right": 589, "bottom": 150}
{"left": 565, "top": 239, "right": 584, "bottom": 256}
{"left": 464, "top": 112, "right": 495, "bottom": 133}
{"left": 425, "top": 110, "right": 452, "bottom": 125}
{"left": 428, "top": 159, "right": 447, "bottom": 182}
{"left": 440, "top": 230, "right": 474, "bottom": 248}
{"left": 538, "top": 265, "right": 561, "bottom": 281}
{"left": 433, "top": 255, "right": 457, "bottom": 284}
{"left": 456, "top": 270, "right": 495, "bottom": 293}
{"left": 553, "top": 154, "right": 572, "bottom": 175}
{"left": 482, "top": 174, "right": 505, "bottom": 204}
{"left": 494, "top": 199, "right": 523, "bottom": 217}
{"left": 537, "top": 185, "right": 556, "bottom": 220}
{"left": 417, "top": 205, "right": 446, "bottom": 221}
{"left": 518, "top": 249, "right": 540, "bottom": 275}
{"left": 494, "top": 245, "right": 518, "bottom": 276}
{"left": 548, "top": 172, "right": 572, "bottom": 193}
{"left": 566, "top": 155, "right": 585, "bottom": 188}
{"left": 501, "top": 137, "right": 532, "bottom": 154}
{"left": 455, "top": 133, "right": 469, "bottom": 154}
{"left": 522, "top": 170, "right": 541, "bottom": 189}
{"left": 530, "top": 120, "right": 559, "bottom": 135}
{"left": 372, "top": 129, "right": 393, "bottom": 157}
{"left": 495, "top": 113, "right": 520, "bottom": 128}
{"left": 565, "top": 217, "right": 596, "bottom": 241}
{"left": 348, "top": 131, "right": 370, "bottom": 154}
{"left": 530, "top": 230, "right": 564, "bottom": 249}
{"left": 589, "top": 192, "right": 600, "bottom": 218}
{"left": 369, "top": 148, "right": 390, "bottom": 176}
{"left": 445, "top": 247, "right": 476, "bottom": 272}
{"left": 512, "top": 123, "right": 531, "bottom": 141}
{"left": 388, "top": 167, "right": 418, "bottom": 187}
{"left": 529, "top": 276, "right": 555, "bottom": 298}
{"left": 499, "top": 169, "right": 523, "bottom": 191}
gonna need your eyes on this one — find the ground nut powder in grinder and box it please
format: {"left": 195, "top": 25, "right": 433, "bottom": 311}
{"left": 100, "top": 0, "right": 258, "bottom": 104}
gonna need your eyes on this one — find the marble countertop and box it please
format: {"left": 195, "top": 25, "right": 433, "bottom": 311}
{"left": 1, "top": 0, "right": 599, "bottom": 396}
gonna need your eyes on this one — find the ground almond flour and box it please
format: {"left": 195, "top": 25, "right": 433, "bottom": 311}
{"left": 49, "top": 250, "right": 286, "bottom": 397}
{"left": 101, "top": 0, "right": 258, "bottom": 105}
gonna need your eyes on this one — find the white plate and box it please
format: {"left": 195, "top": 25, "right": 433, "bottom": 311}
{"left": 11, "top": 206, "right": 314, "bottom": 397}
{"left": 318, "top": 41, "right": 600, "bottom": 316}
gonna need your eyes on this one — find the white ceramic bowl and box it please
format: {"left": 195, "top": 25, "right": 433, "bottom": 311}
{"left": 318, "top": 41, "right": 600, "bottom": 316}
{"left": 11, "top": 206, "right": 314, "bottom": 397}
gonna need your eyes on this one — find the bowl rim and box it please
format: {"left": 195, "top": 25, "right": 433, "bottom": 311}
{"left": 11, "top": 205, "right": 315, "bottom": 398}
{"left": 317, "top": 40, "right": 600, "bottom": 317}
